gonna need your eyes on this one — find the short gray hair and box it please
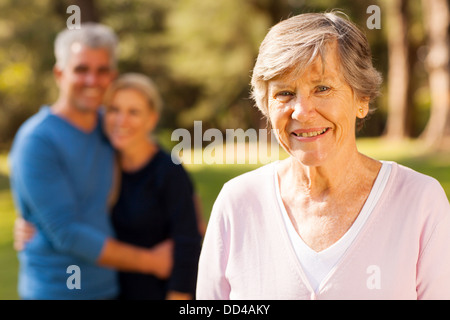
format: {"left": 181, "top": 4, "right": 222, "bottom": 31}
{"left": 104, "top": 73, "right": 163, "bottom": 114}
{"left": 251, "top": 12, "right": 382, "bottom": 124}
{"left": 54, "top": 22, "right": 119, "bottom": 70}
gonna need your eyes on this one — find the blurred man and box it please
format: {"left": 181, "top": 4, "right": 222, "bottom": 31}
{"left": 9, "top": 23, "right": 172, "bottom": 299}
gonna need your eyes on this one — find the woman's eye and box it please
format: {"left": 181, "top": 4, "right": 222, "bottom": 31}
{"left": 316, "top": 85, "right": 330, "bottom": 93}
{"left": 275, "top": 91, "right": 294, "bottom": 100}
{"left": 106, "top": 106, "right": 118, "bottom": 113}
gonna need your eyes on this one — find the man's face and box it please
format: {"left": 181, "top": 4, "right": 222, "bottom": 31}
{"left": 54, "top": 43, "right": 116, "bottom": 113}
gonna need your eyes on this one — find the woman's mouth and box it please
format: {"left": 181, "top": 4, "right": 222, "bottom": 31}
{"left": 291, "top": 127, "right": 330, "bottom": 138}
{"left": 109, "top": 128, "right": 131, "bottom": 139}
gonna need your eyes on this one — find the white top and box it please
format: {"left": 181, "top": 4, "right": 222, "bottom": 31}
{"left": 276, "top": 161, "right": 392, "bottom": 291}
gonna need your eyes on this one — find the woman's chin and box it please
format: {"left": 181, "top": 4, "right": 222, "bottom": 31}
{"left": 288, "top": 150, "right": 329, "bottom": 167}
{"left": 108, "top": 138, "right": 128, "bottom": 152}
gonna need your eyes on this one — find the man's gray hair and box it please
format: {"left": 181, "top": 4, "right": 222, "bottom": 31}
{"left": 54, "top": 22, "right": 119, "bottom": 70}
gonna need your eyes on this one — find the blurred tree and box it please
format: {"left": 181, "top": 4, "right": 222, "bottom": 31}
{"left": 74, "top": 0, "right": 100, "bottom": 22}
{"left": 419, "top": 0, "right": 450, "bottom": 148}
{"left": 384, "top": 0, "right": 411, "bottom": 140}
{"left": 164, "top": 0, "right": 272, "bottom": 132}
{"left": 0, "top": 0, "right": 63, "bottom": 148}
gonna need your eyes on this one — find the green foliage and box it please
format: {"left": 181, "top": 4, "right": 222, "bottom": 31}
{"left": 165, "top": 0, "right": 270, "bottom": 130}
{"left": 0, "top": 0, "right": 63, "bottom": 147}
{"left": 0, "top": 0, "right": 402, "bottom": 148}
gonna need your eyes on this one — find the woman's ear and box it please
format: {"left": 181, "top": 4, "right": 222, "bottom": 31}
{"left": 356, "top": 97, "right": 370, "bottom": 119}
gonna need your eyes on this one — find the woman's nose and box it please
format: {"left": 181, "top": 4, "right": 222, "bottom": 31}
{"left": 291, "top": 95, "right": 315, "bottom": 120}
{"left": 115, "top": 112, "right": 129, "bottom": 126}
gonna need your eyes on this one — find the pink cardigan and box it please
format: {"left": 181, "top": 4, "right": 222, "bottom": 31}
{"left": 196, "top": 161, "right": 450, "bottom": 299}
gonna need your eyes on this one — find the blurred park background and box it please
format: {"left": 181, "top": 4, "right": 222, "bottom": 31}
{"left": 1, "top": 0, "right": 450, "bottom": 299}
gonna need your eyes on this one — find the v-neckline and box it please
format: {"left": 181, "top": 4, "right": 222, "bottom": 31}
{"left": 45, "top": 106, "right": 101, "bottom": 136}
{"left": 271, "top": 161, "right": 394, "bottom": 295}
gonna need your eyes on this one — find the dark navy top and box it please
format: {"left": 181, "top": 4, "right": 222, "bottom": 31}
{"left": 111, "top": 148, "right": 202, "bottom": 299}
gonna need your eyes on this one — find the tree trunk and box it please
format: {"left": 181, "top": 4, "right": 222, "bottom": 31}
{"left": 384, "top": 0, "right": 411, "bottom": 140}
{"left": 74, "top": 0, "right": 100, "bottom": 23}
{"left": 419, "top": 0, "right": 450, "bottom": 148}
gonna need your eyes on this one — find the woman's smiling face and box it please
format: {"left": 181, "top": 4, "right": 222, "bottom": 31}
{"left": 267, "top": 42, "right": 369, "bottom": 167}
{"left": 104, "top": 88, "right": 158, "bottom": 152}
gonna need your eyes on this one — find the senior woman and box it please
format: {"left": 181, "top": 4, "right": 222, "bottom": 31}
{"left": 196, "top": 12, "right": 450, "bottom": 300}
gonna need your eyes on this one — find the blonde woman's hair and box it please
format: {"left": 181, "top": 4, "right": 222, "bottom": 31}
{"left": 104, "top": 73, "right": 163, "bottom": 113}
{"left": 251, "top": 11, "right": 382, "bottom": 125}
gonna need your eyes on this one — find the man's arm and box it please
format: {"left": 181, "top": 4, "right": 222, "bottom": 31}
{"left": 98, "top": 237, "right": 173, "bottom": 279}
{"left": 13, "top": 215, "right": 173, "bottom": 278}
{"left": 11, "top": 132, "right": 172, "bottom": 277}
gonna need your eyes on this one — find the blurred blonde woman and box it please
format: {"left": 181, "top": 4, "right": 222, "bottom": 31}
{"left": 103, "top": 73, "right": 202, "bottom": 300}
{"left": 196, "top": 12, "right": 450, "bottom": 299}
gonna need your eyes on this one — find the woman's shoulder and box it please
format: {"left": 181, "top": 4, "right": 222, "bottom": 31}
{"left": 210, "top": 162, "right": 279, "bottom": 224}
{"left": 215, "top": 162, "right": 277, "bottom": 206}
{"left": 385, "top": 161, "right": 448, "bottom": 211}
{"left": 223, "top": 162, "right": 276, "bottom": 188}
{"left": 388, "top": 161, "right": 442, "bottom": 190}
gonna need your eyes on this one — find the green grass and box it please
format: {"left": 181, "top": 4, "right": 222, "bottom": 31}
{"left": 0, "top": 153, "right": 19, "bottom": 300}
{"left": 356, "top": 138, "right": 450, "bottom": 198}
{"left": 1, "top": 137, "right": 449, "bottom": 299}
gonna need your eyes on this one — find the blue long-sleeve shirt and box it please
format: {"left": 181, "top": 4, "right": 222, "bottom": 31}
{"left": 9, "top": 106, "right": 118, "bottom": 299}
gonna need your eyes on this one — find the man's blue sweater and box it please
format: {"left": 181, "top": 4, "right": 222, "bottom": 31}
{"left": 9, "top": 106, "right": 118, "bottom": 299}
